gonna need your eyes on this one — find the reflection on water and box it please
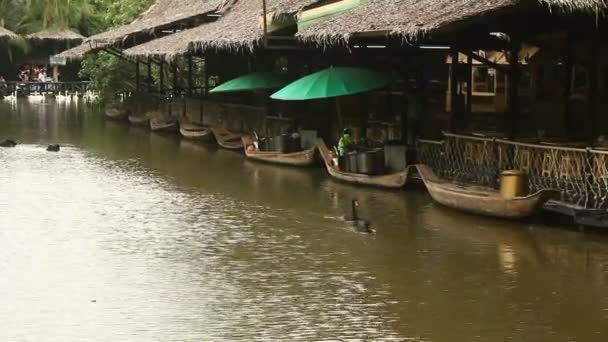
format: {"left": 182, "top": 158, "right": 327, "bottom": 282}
{"left": 1, "top": 99, "right": 608, "bottom": 341}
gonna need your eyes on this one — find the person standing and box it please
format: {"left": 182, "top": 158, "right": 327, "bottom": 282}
{"left": 337, "top": 128, "right": 355, "bottom": 157}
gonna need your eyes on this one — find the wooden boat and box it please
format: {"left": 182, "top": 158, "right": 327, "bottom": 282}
{"left": 316, "top": 138, "right": 411, "bottom": 189}
{"left": 128, "top": 115, "right": 150, "bottom": 126}
{"left": 210, "top": 126, "right": 243, "bottom": 150}
{"left": 150, "top": 117, "right": 179, "bottom": 133}
{"left": 105, "top": 106, "right": 129, "bottom": 120}
{"left": 415, "top": 164, "right": 558, "bottom": 219}
{"left": 241, "top": 135, "right": 317, "bottom": 167}
{"left": 180, "top": 123, "right": 212, "bottom": 141}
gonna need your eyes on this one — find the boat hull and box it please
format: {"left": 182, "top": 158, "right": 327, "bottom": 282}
{"left": 316, "top": 138, "right": 410, "bottom": 188}
{"left": 150, "top": 118, "right": 179, "bottom": 133}
{"left": 242, "top": 136, "right": 317, "bottom": 167}
{"left": 128, "top": 115, "right": 149, "bottom": 126}
{"left": 415, "top": 164, "right": 558, "bottom": 219}
{"left": 105, "top": 107, "right": 129, "bottom": 121}
{"left": 180, "top": 123, "right": 212, "bottom": 141}
{"left": 210, "top": 126, "right": 243, "bottom": 150}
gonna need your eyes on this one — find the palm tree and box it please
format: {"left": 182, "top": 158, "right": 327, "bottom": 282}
{"left": 19, "top": 0, "right": 100, "bottom": 35}
{"left": 0, "top": 0, "right": 26, "bottom": 31}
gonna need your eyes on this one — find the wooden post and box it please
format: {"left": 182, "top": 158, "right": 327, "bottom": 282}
{"left": 135, "top": 59, "right": 140, "bottom": 92}
{"left": 187, "top": 56, "right": 193, "bottom": 97}
{"left": 203, "top": 54, "right": 209, "bottom": 97}
{"left": 467, "top": 52, "right": 473, "bottom": 115}
{"left": 588, "top": 34, "right": 600, "bottom": 144}
{"left": 450, "top": 49, "right": 459, "bottom": 131}
{"left": 506, "top": 39, "right": 521, "bottom": 140}
{"left": 563, "top": 32, "right": 574, "bottom": 139}
{"left": 147, "top": 57, "right": 152, "bottom": 93}
{"left": 172, "top": 62, "right": 178, "bottom": 94}
{"left": 159, "top": 60, "right": 165, "bottom": 94}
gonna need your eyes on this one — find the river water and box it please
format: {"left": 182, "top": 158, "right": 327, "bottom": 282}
{"left": 0, "top": 99, "right": 607, "bottom": 341}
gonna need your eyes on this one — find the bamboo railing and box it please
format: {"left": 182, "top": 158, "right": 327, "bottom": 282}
{"left": 417, "top": 133, "right": 608, "bottom": 209}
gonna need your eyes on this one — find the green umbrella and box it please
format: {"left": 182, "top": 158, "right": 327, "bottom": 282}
{"left": 270, "top": 66, "right": 390, "bottom": 101}
{"left": 209, "top": 72, "right": 293, "bottom": 93}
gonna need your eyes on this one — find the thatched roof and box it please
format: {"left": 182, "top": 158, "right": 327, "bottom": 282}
{"left": 27, "top": 29, "right": 85, "bottom": 43}
{"left": 298, "top": 0, "right": 608, "bottom": 46}
{"left": 86, "top": 0, "right": 231, "bottom": 45}
{"left": 0, "top": 26, "right": 19, "bottom": 41}
{"left": 55, "top": 41, "right": 111, "bottom": 61}
{"left": 124, "top": 0, "right": 322, "bottom": 59}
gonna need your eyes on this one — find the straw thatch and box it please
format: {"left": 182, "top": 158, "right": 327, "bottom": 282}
{"left": 27, "top": 29, "right": 85, "bottom": 43}
{"left": 87, "top": 0, "right": 231, "bottom": 45}
{"left": 298, "top": 0, "right": 608, "bottom": 46}
{"left": 0, "top": 26, "right": 19, "bottom": 41}
{"left": 55, "top": 41, "right": 111, "bottom": 61}
{"left": 124, "top": 0, "right": 323, "bottom": 59}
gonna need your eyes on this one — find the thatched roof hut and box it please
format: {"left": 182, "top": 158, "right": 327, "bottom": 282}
{"left": 124, "top": 0, "right": 323, "bottom": 59}
{"left": 297, "top": 0, "right": 608, "bottom": 46}
{"left": 26, "top": 29, "right": 85, "bottom": 43}
{"left": 86, "top": 0, "right": 231, "bottom": 45}
{"left": 55, "top": 41, "right": 111, "bottom": 61}
{"left": 0, "top": 26, "right": 19, "bottom": 41}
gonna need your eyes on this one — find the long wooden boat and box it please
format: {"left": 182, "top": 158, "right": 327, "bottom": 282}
{"left": 128, "top": 115, "right": 150, "bottom": 126}
{"left": 414, "top": 164, "right": 558, "bottom": 219}
{"left": 180, "top": 123, "right": 212, "bottom": 141}
{"left": 105, "top": 106, "right": 129, "bottom": 120}
{"left": 150, "top": 117, "right": 179, "bottom": 133}
{"left": 210, "top": 126, "right": 243, "bottom": 150}
{"left": 316, "top": 138, "right": 411, "bottom": 189}
{"left": 241, "top": 135, "right": 317, "bottom": 167}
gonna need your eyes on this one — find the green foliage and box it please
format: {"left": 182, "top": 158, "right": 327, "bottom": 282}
{"left": 78, "top": 0, "right": 155, "bottom": 102}
{"left": 91, "top": 0, "right": 154, "bottom": 28}
{"left": 19, "top": 0, "right": 101, "bottom": 34}
{"left": 0, "top": 0, "right": 26, "bottom": 31}
{"left": 80, "top": 52, "right": 135, "bottom": 102}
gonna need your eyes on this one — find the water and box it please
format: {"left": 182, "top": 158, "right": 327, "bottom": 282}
{"left": 1, "top": 99, "right": 608, "bottom": 341}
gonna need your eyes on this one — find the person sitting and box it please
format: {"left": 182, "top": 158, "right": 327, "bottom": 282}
{"left": 337, "top": 128, "right": 355, "bottom": 157}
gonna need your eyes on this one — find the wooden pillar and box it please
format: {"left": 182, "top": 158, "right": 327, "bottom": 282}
{"left": 203, "top": 54, "right": 209, "bottom": 98}
{"left": 159, "top": 60, "right": 165, "bottom": 94}
{"left": 563, "top": 32, "right": 574, "bottom": 138}
{"left": 135, "top": 59, "right": 140, "bottom": 92}
{"left": 187, "top": 56, "right": 193, "bottom": 97}
{"left": 172, "top": 62, "right": 178, "bottom": 94}
{"left": 450, "top": 49, "right": 460, "bottom": 131}
{"left": 147, "top": 57, "right": 152, "bottom": 93}
{"left": 467, "top": 53, "right": 473, "bottom": 115}
{"left": 588, "top": 35, "right": 600, "bottom": 144}
{"left": 506, "top": 40, "right": 521, "bottom": 140}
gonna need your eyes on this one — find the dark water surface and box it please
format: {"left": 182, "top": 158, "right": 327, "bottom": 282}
{"left": 1, "top": 99, "right": 608, "bottom": 341}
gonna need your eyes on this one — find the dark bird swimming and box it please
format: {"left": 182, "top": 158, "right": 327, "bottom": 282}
{"left": 344, "top": 199, "right": 375, "bottom": 234}
{"left": 0, "top": 139, "right": 17, "bottom": 147}
{"left": 46, "top": 144, "right": 60, "bottom": 152}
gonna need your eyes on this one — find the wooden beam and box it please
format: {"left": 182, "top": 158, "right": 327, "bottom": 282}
{"left": 467, "top": 52, "right": 473, "bottom": 115}
{"left": 147, "top": 57, "right": 152, "bottom": 93}
{"left": 450, "top": 49, "right": 459, "bottom": 131}
{"left": 506, "top": 39, "right": 521, "bottom": 140}
{"left": 135, "top": 59, "right": 140, "bottom": 92}
{"left": 187, "top": 56, "right": 193, "bottom": 97}
{"left": 461, "top": 50, "right": 507, "bottom": 71}
{"left": 563, "top": 31, "right": 574, "bottom": 138}
{"left": 588, "top": 34, "right": 600, "bottom": 144}
{"left": 159, "top": 60, "right": 165, "bottom": 94}
{"left": 172, "top": 62, "right": 178, "bottom": 94}
{"left": 203, "top": 53, "right": 209, "bottom": 97}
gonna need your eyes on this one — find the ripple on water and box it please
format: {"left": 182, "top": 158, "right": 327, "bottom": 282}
{"left": 0, "top": 145, "right": 408, "bottom": 341}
